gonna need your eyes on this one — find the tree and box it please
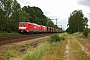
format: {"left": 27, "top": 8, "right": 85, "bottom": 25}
{"left": 0, "top": 0, "right": 22, "bottom": 32}
{"left": 67, "top": 10, "right": 88, "bottom": 33}
{"left": 0, "top": 9, "right": 5, "bottom": 32}
{"left": 47, "top": 19, "right": 54, "bottom": 27}
{"left": 83, "top": 28, "right": 89, "bottom": 37}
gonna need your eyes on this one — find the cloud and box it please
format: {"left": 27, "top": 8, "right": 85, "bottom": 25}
{"left": 78, "top": 0, "right": 90, "bottom": 7}
{"left": 44, "top": 11, "right": 51, "bottom": 15}
{"left": 87, "top": 13, "right": 90, "bottom": 16}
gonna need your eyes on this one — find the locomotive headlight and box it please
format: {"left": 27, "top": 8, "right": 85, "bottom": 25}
{"left": 21, "top": 30, "right": 23, "bottom": 32}
{"left": 26, "top": 30, "right": 29, "bottom": 32}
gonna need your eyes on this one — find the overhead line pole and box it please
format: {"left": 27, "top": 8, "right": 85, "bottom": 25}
{"left": 50, "top": 18, "right": 62, "bottom": 30}
{"left": 50, "top": 19, "right": 57, "bottom": 26}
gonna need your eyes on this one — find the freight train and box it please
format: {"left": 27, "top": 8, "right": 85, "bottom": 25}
{"left": 18, "top": 22, "right": 62, "bottom": 34}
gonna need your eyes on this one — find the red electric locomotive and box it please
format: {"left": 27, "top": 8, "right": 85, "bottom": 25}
{"left": 18, "top": 22, "right": 62, "bottom": 34}
{"left": 18, "top": 22, "right": 47, "bottom": 34}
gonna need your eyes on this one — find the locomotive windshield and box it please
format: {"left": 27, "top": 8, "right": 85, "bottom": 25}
{"left": 19, "top": 23, "right": 26, "bottom": 27}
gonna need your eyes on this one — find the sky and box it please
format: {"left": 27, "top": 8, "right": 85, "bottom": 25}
{"left": 17, "top": 0, "right": 90, "bottom": 30}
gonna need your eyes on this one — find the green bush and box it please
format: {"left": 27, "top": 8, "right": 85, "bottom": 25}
{"left": 47, "top": 34, "right": 65, "bottom": 43}
{"left": 83, "top": 28, "right": 89, "bottom": 37}
{"left": 59, "top": 36, "right": 65, "bottom": 40}
{"left": 88, "top": 33, "right": 90, "bottom": 39}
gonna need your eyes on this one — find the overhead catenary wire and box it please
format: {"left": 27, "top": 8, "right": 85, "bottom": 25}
{"left": 25, "top": 0, "right": 30, "bottom": 5}
{"left": 17, "top": 0, "right": 31, "bottom": 7}
{"left": 17, "top": 0, "right": 26, "bottom": 6}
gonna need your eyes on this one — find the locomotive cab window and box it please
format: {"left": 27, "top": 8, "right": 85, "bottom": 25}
{"left": 19, "top": 23, "right": 26, "bottom": 27}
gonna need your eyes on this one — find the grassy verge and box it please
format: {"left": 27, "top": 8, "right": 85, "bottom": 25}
{"left": 24, "top": 42, "right": 51, "bottom": 60}
{"left": 41, "top": 39, "right": 67, "bottom": 60}
{"left": 73, "top": 33, "right": 90, "bottom": 55}
{"left": 0, "top": 32, "right": 18, "bottom": 36}
{"left": 0, "top": 33, "right": 67, "bottom": 60}
{"left": 21, "top": 33, "right": 67, "bottom": 60}
{"left": 0, "top": 49, "right": 22, "bottom": 60}
{"left": 70, "top": 34, "right": 90, "bottom": 60}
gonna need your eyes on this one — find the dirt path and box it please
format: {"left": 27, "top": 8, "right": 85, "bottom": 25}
{"left": 64, "top": 35, "right": 90, "bottom": 60}
{"left": 64, "top": 36, "right": 70, "bottom": 60}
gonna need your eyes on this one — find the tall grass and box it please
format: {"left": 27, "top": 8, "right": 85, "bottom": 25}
{"left": 2, "top": 49, "right": 21, "bottom": 59}
{"left": 24, "top": 42, "right": 51, "bottom": 60}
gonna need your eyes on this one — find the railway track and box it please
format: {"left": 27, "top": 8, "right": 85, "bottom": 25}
{"left": 0, "top": 33, "right": 54, "bottom": 46}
